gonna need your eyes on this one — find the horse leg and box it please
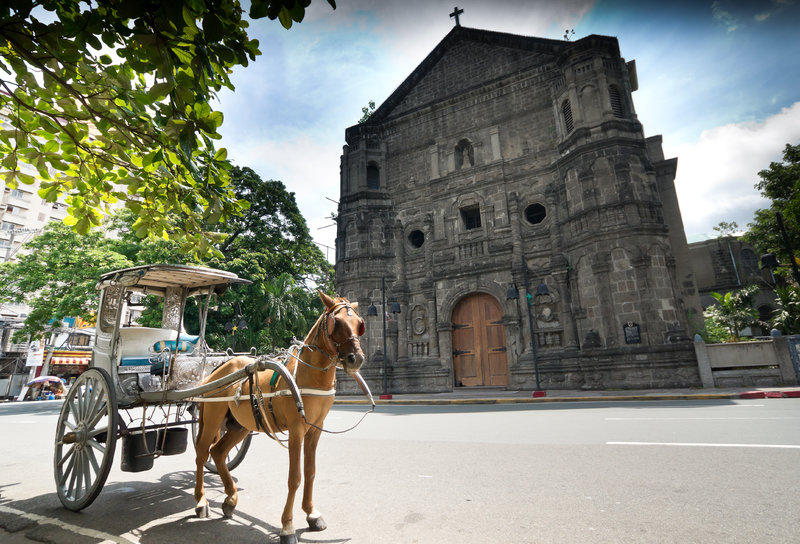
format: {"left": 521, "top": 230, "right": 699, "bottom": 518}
{"left": 302, "top": 427, "right": 327, "bottom": 531}
{"left": 210, "top": 418, "right": 249, "bottom": 519}
{"left": 193, "top": 404, "right": 226, "bottom": 518}
{"left": 280, "top": 429, "right": 304, "bottom": 544}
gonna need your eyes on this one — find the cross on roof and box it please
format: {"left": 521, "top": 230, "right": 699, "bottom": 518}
{"left": 450, "top": 6, "right": 464, "bottom": 26}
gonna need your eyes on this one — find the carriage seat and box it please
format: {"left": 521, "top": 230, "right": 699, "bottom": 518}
{"left": 118, "top": 327, "right": 178, "bottom": 367}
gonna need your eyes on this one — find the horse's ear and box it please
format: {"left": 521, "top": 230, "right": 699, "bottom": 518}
{"left": 318, "top": 290, "right": 335, "bottom": 309}
{"left": 357, "top": 319, "right": 365, "bottom": 336}
{"left": 350, "top": 301, "right": 359, "bottom": 310}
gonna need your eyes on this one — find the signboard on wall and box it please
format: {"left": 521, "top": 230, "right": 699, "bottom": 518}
{"left": 25, "top": 341, "right": 44, "bottom": 367}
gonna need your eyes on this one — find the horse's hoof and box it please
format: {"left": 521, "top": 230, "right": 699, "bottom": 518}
{"left": 195, "top": 504, "right": 209, "bottom": 518}
{"left": 279, "top": 534, "right": 297, "bottom": 544}
{"left": 222, "top": 501, "right": 236, "bottom": 519}
{"left": 307, "top": 514, "right": 327, "bottom": 532}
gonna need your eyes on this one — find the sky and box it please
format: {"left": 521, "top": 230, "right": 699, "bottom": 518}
{"left": 214, "top": 0, "right": 800, "bottom": 261}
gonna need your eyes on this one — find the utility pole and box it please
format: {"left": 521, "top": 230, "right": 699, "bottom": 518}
{"left": 3, "top": 227, "right": 42, "bottom": 261}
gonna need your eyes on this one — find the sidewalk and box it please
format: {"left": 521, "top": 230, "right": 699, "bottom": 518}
{"left": 334, "top": 385, "right": 800, "bottom": 405}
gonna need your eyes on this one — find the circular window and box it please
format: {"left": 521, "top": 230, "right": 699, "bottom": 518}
{"left": 524, "top": 203, "right": 547, "bottom": 225}
{"left": 408, "top": 230, "right": 425, "bottom": 249}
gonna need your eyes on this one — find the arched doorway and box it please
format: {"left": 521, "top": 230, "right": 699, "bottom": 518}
{"left": 452, "top": 293, "right": 508, "bottom": 387}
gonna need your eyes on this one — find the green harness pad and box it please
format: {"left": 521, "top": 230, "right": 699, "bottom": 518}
{"left": 269, "top": 369, "right": 280, "bottom": 387}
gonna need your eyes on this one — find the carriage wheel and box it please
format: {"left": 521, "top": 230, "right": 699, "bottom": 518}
{"left": 190, "top": 404, "right": 252, "bottom": 473}
{"left": 54, "top": 368, "right": 119, "bottom": 511}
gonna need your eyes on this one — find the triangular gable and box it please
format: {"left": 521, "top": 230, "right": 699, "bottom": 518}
{"left": 367, "top": 26, "right": 567, "bottom": 124}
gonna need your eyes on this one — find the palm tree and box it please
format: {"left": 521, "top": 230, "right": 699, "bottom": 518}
{"left": 704, "top": 285, "right": 760, "bottom": 342}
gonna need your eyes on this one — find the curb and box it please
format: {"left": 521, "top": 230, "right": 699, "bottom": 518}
{"left": 334, "top": 393, "right": 740, "bottom": 406}
{"left": 334, "top": 390, "right": 800, "bottom": 406}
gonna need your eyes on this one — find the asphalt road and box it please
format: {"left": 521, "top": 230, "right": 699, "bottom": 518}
{"left": 1, "top": 398, "right": 799, "bottom": 543}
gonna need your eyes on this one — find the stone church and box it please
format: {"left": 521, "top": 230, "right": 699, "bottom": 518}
{"left": 334, "top": 25, "right": 704, "bottom": 393}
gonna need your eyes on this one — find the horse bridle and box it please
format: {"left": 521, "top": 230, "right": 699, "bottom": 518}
{"left": 298, "top": 301, "right": 365, "bottom": 372}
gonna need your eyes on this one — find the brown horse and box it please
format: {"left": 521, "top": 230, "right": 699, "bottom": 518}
{"left": 193, "top": 292, "right": 366, "bottom": 544}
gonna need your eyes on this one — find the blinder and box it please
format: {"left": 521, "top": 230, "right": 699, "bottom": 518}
{"left": 324, "top": 301, "right": 365, "bottom": 340}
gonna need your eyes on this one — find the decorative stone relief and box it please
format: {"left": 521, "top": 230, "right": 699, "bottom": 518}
{"left": 411, "top": 304, "right": 427, "bottom": 336}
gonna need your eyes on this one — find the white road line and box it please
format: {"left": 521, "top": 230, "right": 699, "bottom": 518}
{"left": 605, "top": 417, "right": 798, "bottom": 421}
{"left": 0, "top": 504, "right": 134, "bottom": 544}
{"left": 607, "top": 442, "right": 800, "bottom": 449}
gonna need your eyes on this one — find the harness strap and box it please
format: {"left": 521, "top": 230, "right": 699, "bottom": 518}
{"left": 247, "top": 370, "right": 284, "bottom": 445}
{"left": 188, "top": 387, "right": 336, "bottom": 403}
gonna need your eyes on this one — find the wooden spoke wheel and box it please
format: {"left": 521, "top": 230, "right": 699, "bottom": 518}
{"left": 54, "top": 368, "right": 119, "bottom": 511}
{"left": 190, "top": 404, "right": 252, "bottom": 473}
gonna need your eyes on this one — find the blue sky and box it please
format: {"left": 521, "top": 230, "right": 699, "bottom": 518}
{"left": 215, "top": 0, "right": 800, "bottom": 260}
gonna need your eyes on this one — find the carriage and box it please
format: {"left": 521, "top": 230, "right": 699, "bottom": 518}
{"left": 52, "top": 264, "right": 331, "bottom": 512}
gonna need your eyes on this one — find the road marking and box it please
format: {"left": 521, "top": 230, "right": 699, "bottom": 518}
{"left": 607, "top": 441, "right": 800, "bottom": 449}
{"left": 0, "top": 504, "right": 134, "bottom": 543}
{"left": 605, "top": 416, "right": 798, "bottom": 421}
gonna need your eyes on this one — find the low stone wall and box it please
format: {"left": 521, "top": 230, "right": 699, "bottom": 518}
{"left": 693, "top": 336, "right": 799, "bottom": 388}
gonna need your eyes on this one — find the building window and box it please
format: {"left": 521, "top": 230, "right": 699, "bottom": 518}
{"left": 408, "top": 229, "right": 425, "bottom": 249}
{"left": 524, "top": 203, "right": 547, "bottom": 225}
{"left": 366, "top": 163, "right": 380, "bottom": 189}
{"left": 609, "top": 85, "right": 624, "bottom": 118}
{"left": 562, "top": 100, "right": 574, "bottom": 133}
{"left": 68, "top": 333, "right": 91, "bottom": 347}
{"left": 460, "top": 206, "right": 481, "bottom": 230}
{"left": 6, "top": 205, "right": 25, "bottom": 217}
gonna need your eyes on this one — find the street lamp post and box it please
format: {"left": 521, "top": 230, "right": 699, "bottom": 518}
{"left": 507, "top": 255, "right": 547, "bottom": 397}
{"left": 367, "top": 276, "right": 401, "bottom": 398}
{"left": 760, "top": 213, "right": 800, "bottom": 287}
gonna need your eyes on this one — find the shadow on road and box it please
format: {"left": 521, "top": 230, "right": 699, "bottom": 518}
{"left": 0, "top": 471, "right": 351, "bottom": 543}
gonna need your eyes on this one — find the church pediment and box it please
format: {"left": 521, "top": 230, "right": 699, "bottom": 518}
{"left": 370, "top": 27, "right": 563, "bottom": 122}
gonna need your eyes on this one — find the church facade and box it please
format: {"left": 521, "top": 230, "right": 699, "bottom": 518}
{"left": 335, "top": 26, "right": 703, "bottom": 393}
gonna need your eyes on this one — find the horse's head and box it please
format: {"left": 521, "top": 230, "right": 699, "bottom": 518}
{"left": 318, "top": 291, "right": 366, "bottom": 375}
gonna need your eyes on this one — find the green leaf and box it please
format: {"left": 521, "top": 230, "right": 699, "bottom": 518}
{"left": 202, "top": 13, "right": 224, "bottom": 42}
{"left": 278, "top": 7, "right": 294, "bottom": 29}
{"left": 148, "top": 82, "right": 174, "bottom": 101}
{"left": 250, "top": 0, "right": 269, "bottom": 18}
{"left": 17, "top": 172, "right": 35, "bottom": 185}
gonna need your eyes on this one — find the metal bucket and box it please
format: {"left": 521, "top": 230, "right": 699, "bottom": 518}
{"left": 121, "top": 430, "right": 157, "bottom": 472}
{"left": 157, "top": 427, "right": 188, "bottom": 456}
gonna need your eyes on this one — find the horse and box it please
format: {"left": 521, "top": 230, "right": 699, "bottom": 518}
{"left": 193, "top": 291, "right": 366, "bottom": 544}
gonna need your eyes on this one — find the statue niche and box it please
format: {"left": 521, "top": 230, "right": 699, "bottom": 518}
{"left": 455, "top": 139, "right": 474, "bottom": 170}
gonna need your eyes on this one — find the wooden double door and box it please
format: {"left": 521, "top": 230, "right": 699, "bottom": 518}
{"left": 452, "top": 293, "right": 509, "bottom": 387}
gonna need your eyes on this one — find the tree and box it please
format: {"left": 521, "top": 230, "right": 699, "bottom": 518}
{"left": 0, "top": 164, "right": 331, "bottom": 349}
{"left": 200, "top": 166, "right": 333, "bottom": 351}
{"left": 214, "top": 166, "right": 331, "bottom": 284}
{"left": 703, "top": 285, "right": 760, "bottom": 342}
{"left": 207, "top": 273, "right": 323, "bottom": 353}
{"left": 771, "top": 285, "right": 800, "bottom": 335}
{"left": 712, "top": 221, "right": 740, "bottom": 237}
{"left": 744, "top": 143, "right": 800, "bottom": 268}
{"left": 0, "top": 0, "right": 335, "bottom": 258}
{"left": 359, "top": 100, "right": 376, "bottom": 123}
{"left": 0, "top": 222, "right": 132, "bottom": 338}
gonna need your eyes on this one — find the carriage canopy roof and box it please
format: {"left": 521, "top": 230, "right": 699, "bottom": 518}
{"left": 97, "top": 264, "right": 251, "bottom": 297}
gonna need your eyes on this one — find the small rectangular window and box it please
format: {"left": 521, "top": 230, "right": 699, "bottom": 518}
{"left": 460, "top": 206, "right": 481, "bottom": 230}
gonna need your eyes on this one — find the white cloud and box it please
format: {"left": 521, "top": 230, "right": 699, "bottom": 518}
{"left": 225, "top": 130, "right": 342, "bottom": 258}
{"left": 667, "top": 101, "right": 800, "bottom": 242}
